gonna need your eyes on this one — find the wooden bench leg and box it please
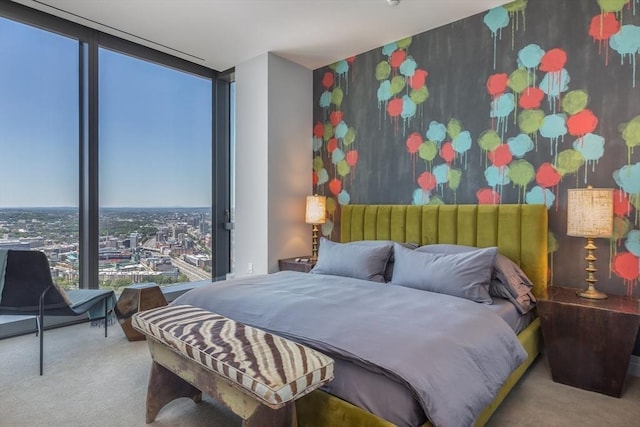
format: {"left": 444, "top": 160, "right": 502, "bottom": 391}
{"left": 242, "top": 401, "right": 297, "bottom": 427}
{"left": 146, "top": 361, "right": 202, "bottom": 423}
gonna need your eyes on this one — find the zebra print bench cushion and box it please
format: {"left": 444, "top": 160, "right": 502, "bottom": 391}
{"left": 131, "top": 304, "right": 334, "bottom": 408}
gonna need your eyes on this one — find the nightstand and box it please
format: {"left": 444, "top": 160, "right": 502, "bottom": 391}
{"left": 538, "top": 286, "right": 640, "bottom": 397}
{"left": 278, "top": 257, "right": 316, "bottom": 273}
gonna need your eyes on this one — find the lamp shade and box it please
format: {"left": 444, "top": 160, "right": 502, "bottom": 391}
{"left": 566, "top": 187, "right": 614, "bottom": 238}
{"left": 305, "top": 195, "right": 327, "bottom": 224}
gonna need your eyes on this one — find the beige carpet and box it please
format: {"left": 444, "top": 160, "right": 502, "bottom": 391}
{"left": 1, "top": 322, "right": 639, "bottom": 427}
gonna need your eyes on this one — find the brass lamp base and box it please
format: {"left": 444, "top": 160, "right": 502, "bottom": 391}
{"left": 576, "top": 285, "right": 607, "bottom": 300}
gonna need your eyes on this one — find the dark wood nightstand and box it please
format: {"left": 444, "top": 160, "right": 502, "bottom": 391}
{"left": 538, "top": 286, "right": 640, "bottom": 397}
{"left": 278, "top": 257, "right": 316, "bottom": 273}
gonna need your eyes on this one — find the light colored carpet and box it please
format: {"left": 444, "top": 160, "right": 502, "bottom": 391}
{"left": 1, "top": 322, "right": 638, "bottom": 427}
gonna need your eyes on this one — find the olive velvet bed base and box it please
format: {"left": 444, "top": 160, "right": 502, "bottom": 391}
{"left": 296, "top": 204, "right": 548, "bottom": 427}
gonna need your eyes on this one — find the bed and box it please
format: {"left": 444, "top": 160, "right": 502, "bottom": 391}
{"left": 174, "top": 204, "right": 548, "bottom": 427}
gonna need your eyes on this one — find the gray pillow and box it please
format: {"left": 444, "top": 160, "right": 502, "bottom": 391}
{"left": 310, "top": 238, "right": 392, "bottom": 283}
{"left": 417, "top": 244, "right": 536, "bottom": 313}
{"left": 391, "top": 243, "right": 496, "bottom": 303}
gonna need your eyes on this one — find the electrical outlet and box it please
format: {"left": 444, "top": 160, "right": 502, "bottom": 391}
{"left": 247, "top": 262, "right": 253, "bottom": 274}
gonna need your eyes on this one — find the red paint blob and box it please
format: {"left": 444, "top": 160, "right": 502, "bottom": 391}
{"left": 410, "top": 69, "right": 428, "bottom": 90}
{"left": 326, "top": 138, "right": 338, "bottom": 153}
{"left": 346, "top": 56, "right": 356, "bottom": 64}
{"left": 486, "top": 73, "right": 509, "bottom": 97}
{"left": 613, "top": 189, "right": 631, "bottom": 217}
{"left": 387, "top": 98, "right": 403, "bottom": 117}
{"left": 487, "top": 144, "right": 512, "bottom": 167}
{"left": 313, "top": 122, "right": 324, "bottom": 138}
{"left": 389, "top": 50, "right": 406, "bottom": 69}
{"left": 535, "top": 162, "right": 562, "bottom": 188}
{"left": 417, "top": 171, "right": 436, "bottom": 191}
{"left": 406, "top": 132, "right": 422, "bottom": 154}
{"left": 540, "top": 48, "right": 567, "bottom": 72}
{"left": 612, "top": 252, "right": 640, "bottom": 281}
{"left": 321, "top": 71, "right": 334, "bottom": 89}
{"left": 476, "top": 188, "right": 501, "bottom": 204}
{"left": 329, "top": 111, "right": 343, "bottom": 127}
{"left": 519, "top": 87, "right": 545, "bottom": 109}
{"left": 589, "top": 13, "right": 620, "bottom": 41}
{"left": 312, "top": 171, "right": 319, "bottom": 186}
{"left": 440, "top": 142, "right": 455, "bottom": 163}
{"left": 329, "top": 178, "right": 342, "bottom": 196}
{"left": 346, "top": 150, "right": 358, "bottom": 167}
{"left": 567, "top": 109, "right": 599, "bottom": 136}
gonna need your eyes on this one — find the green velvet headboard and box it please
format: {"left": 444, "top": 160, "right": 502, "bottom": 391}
{"left": 340, "top": 204, "right": 548, "bottom": 296}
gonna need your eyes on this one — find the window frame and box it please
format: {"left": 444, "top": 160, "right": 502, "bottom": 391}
{"left": 0, "top": 1, "right": 231, "bottom": 288}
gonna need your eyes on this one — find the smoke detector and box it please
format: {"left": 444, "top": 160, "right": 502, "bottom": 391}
{"left": 387, "top": 0, "right": 400, "bottom": 6}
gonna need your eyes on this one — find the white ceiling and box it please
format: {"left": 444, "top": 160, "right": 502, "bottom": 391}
{"left": 14, "top": 0, "right": 510, "bottom": 71}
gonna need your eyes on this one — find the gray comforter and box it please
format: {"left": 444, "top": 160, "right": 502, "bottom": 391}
{"left": 174, "top": 271, "right": 527, "bottom": 427}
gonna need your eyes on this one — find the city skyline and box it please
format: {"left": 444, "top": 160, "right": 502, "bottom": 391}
{"left": 0, "top": 16, "right": 213, "bottom": 209}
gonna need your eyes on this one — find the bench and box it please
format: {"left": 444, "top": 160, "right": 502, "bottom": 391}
{"left": 131, "top": 304, "right": 334, "bottom": 426}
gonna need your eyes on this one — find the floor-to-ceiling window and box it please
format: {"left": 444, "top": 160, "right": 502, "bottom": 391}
{"left": 0, "top": 3, "right": 230, "bottom": 293}
{"left": 0, "top": 16, "right": 80, "bottom": 289}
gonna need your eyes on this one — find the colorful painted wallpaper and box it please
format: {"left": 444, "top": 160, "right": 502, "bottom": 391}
{"left": 312, "top": 0, "right": 640, "bottom": 299}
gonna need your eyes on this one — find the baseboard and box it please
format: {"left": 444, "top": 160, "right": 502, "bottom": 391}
{"left": 629, "top": 355, "right": 640, "bottom": 377}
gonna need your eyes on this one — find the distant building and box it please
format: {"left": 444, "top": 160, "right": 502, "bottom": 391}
{"left": 0, "top": 240, "right": 30, "bottom": 250}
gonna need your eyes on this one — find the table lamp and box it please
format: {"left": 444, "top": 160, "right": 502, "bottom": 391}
{"left": 305, "top": 195, "right": 326, "bottom": 261}
{"left": 566, "top": 186, "right": 614, "bottom": 299}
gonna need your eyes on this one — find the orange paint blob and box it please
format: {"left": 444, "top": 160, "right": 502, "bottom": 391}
{"left": 440, "top": 142, "right": 455, "bottom": 164}
{"left": 387, "top": 98, "right": 403, "bottom": 117}
{"left": 486, "top": 73, "right": 509, "bottom": 97}
{"left": 535, "top": 162, "right": 561, "bottom": 188}
{"left": 330, "top": 111, "right": 343, "bottom": 127}
{"left": 410, "top": 69, "right": 428, "bottom": 90}
{"left": 540, "top": 48, "right": 567, "bottom": 72}
{"left": 389, "top": 50, "right": 406, "bottom": 69}
{"left": 519, "top": 87, "right": 545, "bottom": 109}
{"left": 313, "top": 122, "right": 324, "bottom": 138}
{"left": 612, "top": 252, "right": 640, "bottom": 281}
{"left": 326, "top": 138, "right": 338, "bottom": 153}
{"left": 588, "top": 13, "right": 620, "bottom": 41}
{"left": 329, "top": 178, "right": 342, "bottom": 196}
{"left": 346, "top": 150, "right": 358, "bottom": 166}
{"left": 321, "top": 71, "right": 334, "bottom": 89}
{"left": 613, "top": 189, "right": 631, "bottom": 217}
{"left": 476, "top": 188, "right": 501, "bottom": 204}
{"left": 487, "top": 144, "right": 512, "bottom": 167}
{"left": 417, "top": 171, "right": 436, "bottom": 191}
{"left": 567, "top": 109, "right": 598, "bottom": 136}
{"left": 406, "top": 132, "right": 422, "bottom": 154}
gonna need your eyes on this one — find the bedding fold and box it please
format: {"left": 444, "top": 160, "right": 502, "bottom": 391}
{"left": 174, "top": 271, "right": 527, "bottom": 427}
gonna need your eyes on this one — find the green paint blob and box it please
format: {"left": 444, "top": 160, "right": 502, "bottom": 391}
{"left": 375, "top": 61, "right": 391, "bottom": 81}
{"left": 448, "top": 168, "right": 462, "bottom": 190}
{"left": 428, "top": 196, "right": 444, "bottom": 205}
{"left": 331, "top": 87, "right": 343, "bottom": 107}
{"left": 555, "top": 149, "right": 584, "bottom": 176}
{"left": 620, "top": 115, "right": 640, "bottom": 148}
{"left": 597, "top": 0, "right": 628, "bottom": 12}
{"left": 447, "top": 119, "right": 463, "bottom": 139}
{"left": 613, "top": 216, "right": 632, "bottom": 240}
{"left": 561, "top": 90, "right": 589, "bottom": 115}
{"left": 631, "top": 194, "right": 640, "bottom": 210}
{"left": 410, "top": 86, "right": 429, "bottom": 104}
{"left": 547, "top": 231, "right": 559, "bottom": 253}
{"left": 343, "top": 128, "right": 356, "bottom": 146}
{"left": 396, "top": 37, "right": 412, "bottom": 49}
{"left": 390, "top": 76, "right": 406, "bottom": 96}
{"left": 313, "top": 156, "right": 324, "bottom": 172}
{"left": 337, "top": 159, "right": 350, "bottom": 177}
{"left": 508, "top": 159, "right": 535, "bottom": 187}
{"left": 508, "top": 68, "right": 531, "bottom": 94}
{"left": 323, "top": 123, "right": 334, "bottom": 141}
{"left": 504, "top": 0, "right": 528, "bottom": 12}
{"left": 478, "top": 130, "right": 501, "bottom": 152}
{"left": 518, "top": 109, "right": 545, "bottom": 134}
{"left": 326, "top": 197, "right": 337, "bottom": 215}
{"left": 419, "top": 141, "right": 438, "bottom": 161}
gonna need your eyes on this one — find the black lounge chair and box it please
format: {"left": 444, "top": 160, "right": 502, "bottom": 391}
{"left": 0, "top": 249, "right": 115, "bottom": 375}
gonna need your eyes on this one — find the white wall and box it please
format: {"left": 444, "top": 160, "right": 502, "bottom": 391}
{"left": 234, "top": 52, "right": 312, "bottom": 277}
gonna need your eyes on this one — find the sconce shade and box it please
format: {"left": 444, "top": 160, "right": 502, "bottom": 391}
{"left": 305, "top": 195, "right": 327, "bottom": 225}
{"left": 566, "top": 187, "right": 613, "bottom": 238}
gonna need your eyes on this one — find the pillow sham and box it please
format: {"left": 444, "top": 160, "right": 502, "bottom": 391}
{"left": 310, "top": 238, "right": 392, "bottom": 283}
{"left": 417, "top": 244, "right": 536, "bottom": 313}
{"left": 391, "top": 243, "right": 496, "bottom": 303}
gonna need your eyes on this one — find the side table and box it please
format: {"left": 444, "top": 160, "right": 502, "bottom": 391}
{"left": 537, "top": 286, "right": 640, "bottom": 397}
{"left": 114, "top": 282, "right": 168, "bottom": 341}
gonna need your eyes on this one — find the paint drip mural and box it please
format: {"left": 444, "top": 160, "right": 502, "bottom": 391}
{"left": 312, "top": 0, "right": 640, "bottom": 302}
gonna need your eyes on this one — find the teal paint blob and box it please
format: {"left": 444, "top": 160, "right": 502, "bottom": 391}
{"left": 452, "top": 131, "right": 472, "bottom": 154}
{"left": 525, "top": 185, "right": 555, "bottom": 208}
{"left": 317, "top": 168, "right": 329, "bottom": 185}
{"left": 412, "top": 188, "right": 430, "bottom": 205}
{"left": 334, "top": 60, "right": 349, "bottom": 76}
{"left": 426, "top": 121, "right": 447, "bottom": 143}
{"left": 483, "top": 7, "right": 509, "bottom": 33}
{"left": 625, "top": 230, "right": 640, "bottom": 257}
{"left": 572, "top": 133, "right": 604, "bottom": 161}
{"left": 610, "top": 25, "right": 640, "bottom": 56}
{"left": 614, "top": 162, "right": 640, "bottom": 194}
{"left": 540, "top": 114, "right": 568, "bottom": 139}
{"left": 484, "top": 165, "right": 510, "bottom": 187}
{"left": 517, "top": 44, "right": 546, "bottom": 69}
{"left": 490, "top": 93, "right": 515, "bottom": 118}
{"left": 507, "top": 133, "right": 534, "bottom": 157}
{"left": 400, "top": 57, "right": 417, "bottom": 77}
{"left": 377, "top": 80, "right": 392, "bottom": 102}
{"left": 334, "top": 121, "right": 348, "bottom": 139}
{"left": 382, "top": 42, "right": 398, "bottom": 57}
{"left": 319, "top": 91, "right": 331, "bottom": 108}
{"left": 337, "top": 189, "right": 351, "bottom": 205}
{"left": 401, "top": 95, "right": 416, "bottom": 119}
{"left": 540, "top": 69, "right": 570, "bottom": 98}
{"left": 331, "top": 148, "right": 345, "bottom": 164}
{"left": 433, "top": 163, "right": 451, "bottom": 184}
{"left": 313, "top": 137, "right": 323, "bottom": 152}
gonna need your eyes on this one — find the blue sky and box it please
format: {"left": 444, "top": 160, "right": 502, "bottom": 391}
{"left": 0, "top": 17, "right": 212, "bottom": 208}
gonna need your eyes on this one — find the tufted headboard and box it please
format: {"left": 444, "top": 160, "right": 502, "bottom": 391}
{"left": 341, "top": 204, "right": 548, "bottom": 296}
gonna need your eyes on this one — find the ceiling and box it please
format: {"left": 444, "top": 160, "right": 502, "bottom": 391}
{"left": 14, "top": 0, "right": 511, "bottom": 72}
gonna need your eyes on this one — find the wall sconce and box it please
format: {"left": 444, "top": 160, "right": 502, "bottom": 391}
{"left": 566, "top": 186, "right": 614, "bottom": 299}
{"left": 305, "top": 195, "right": 326, "bottom": 261}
